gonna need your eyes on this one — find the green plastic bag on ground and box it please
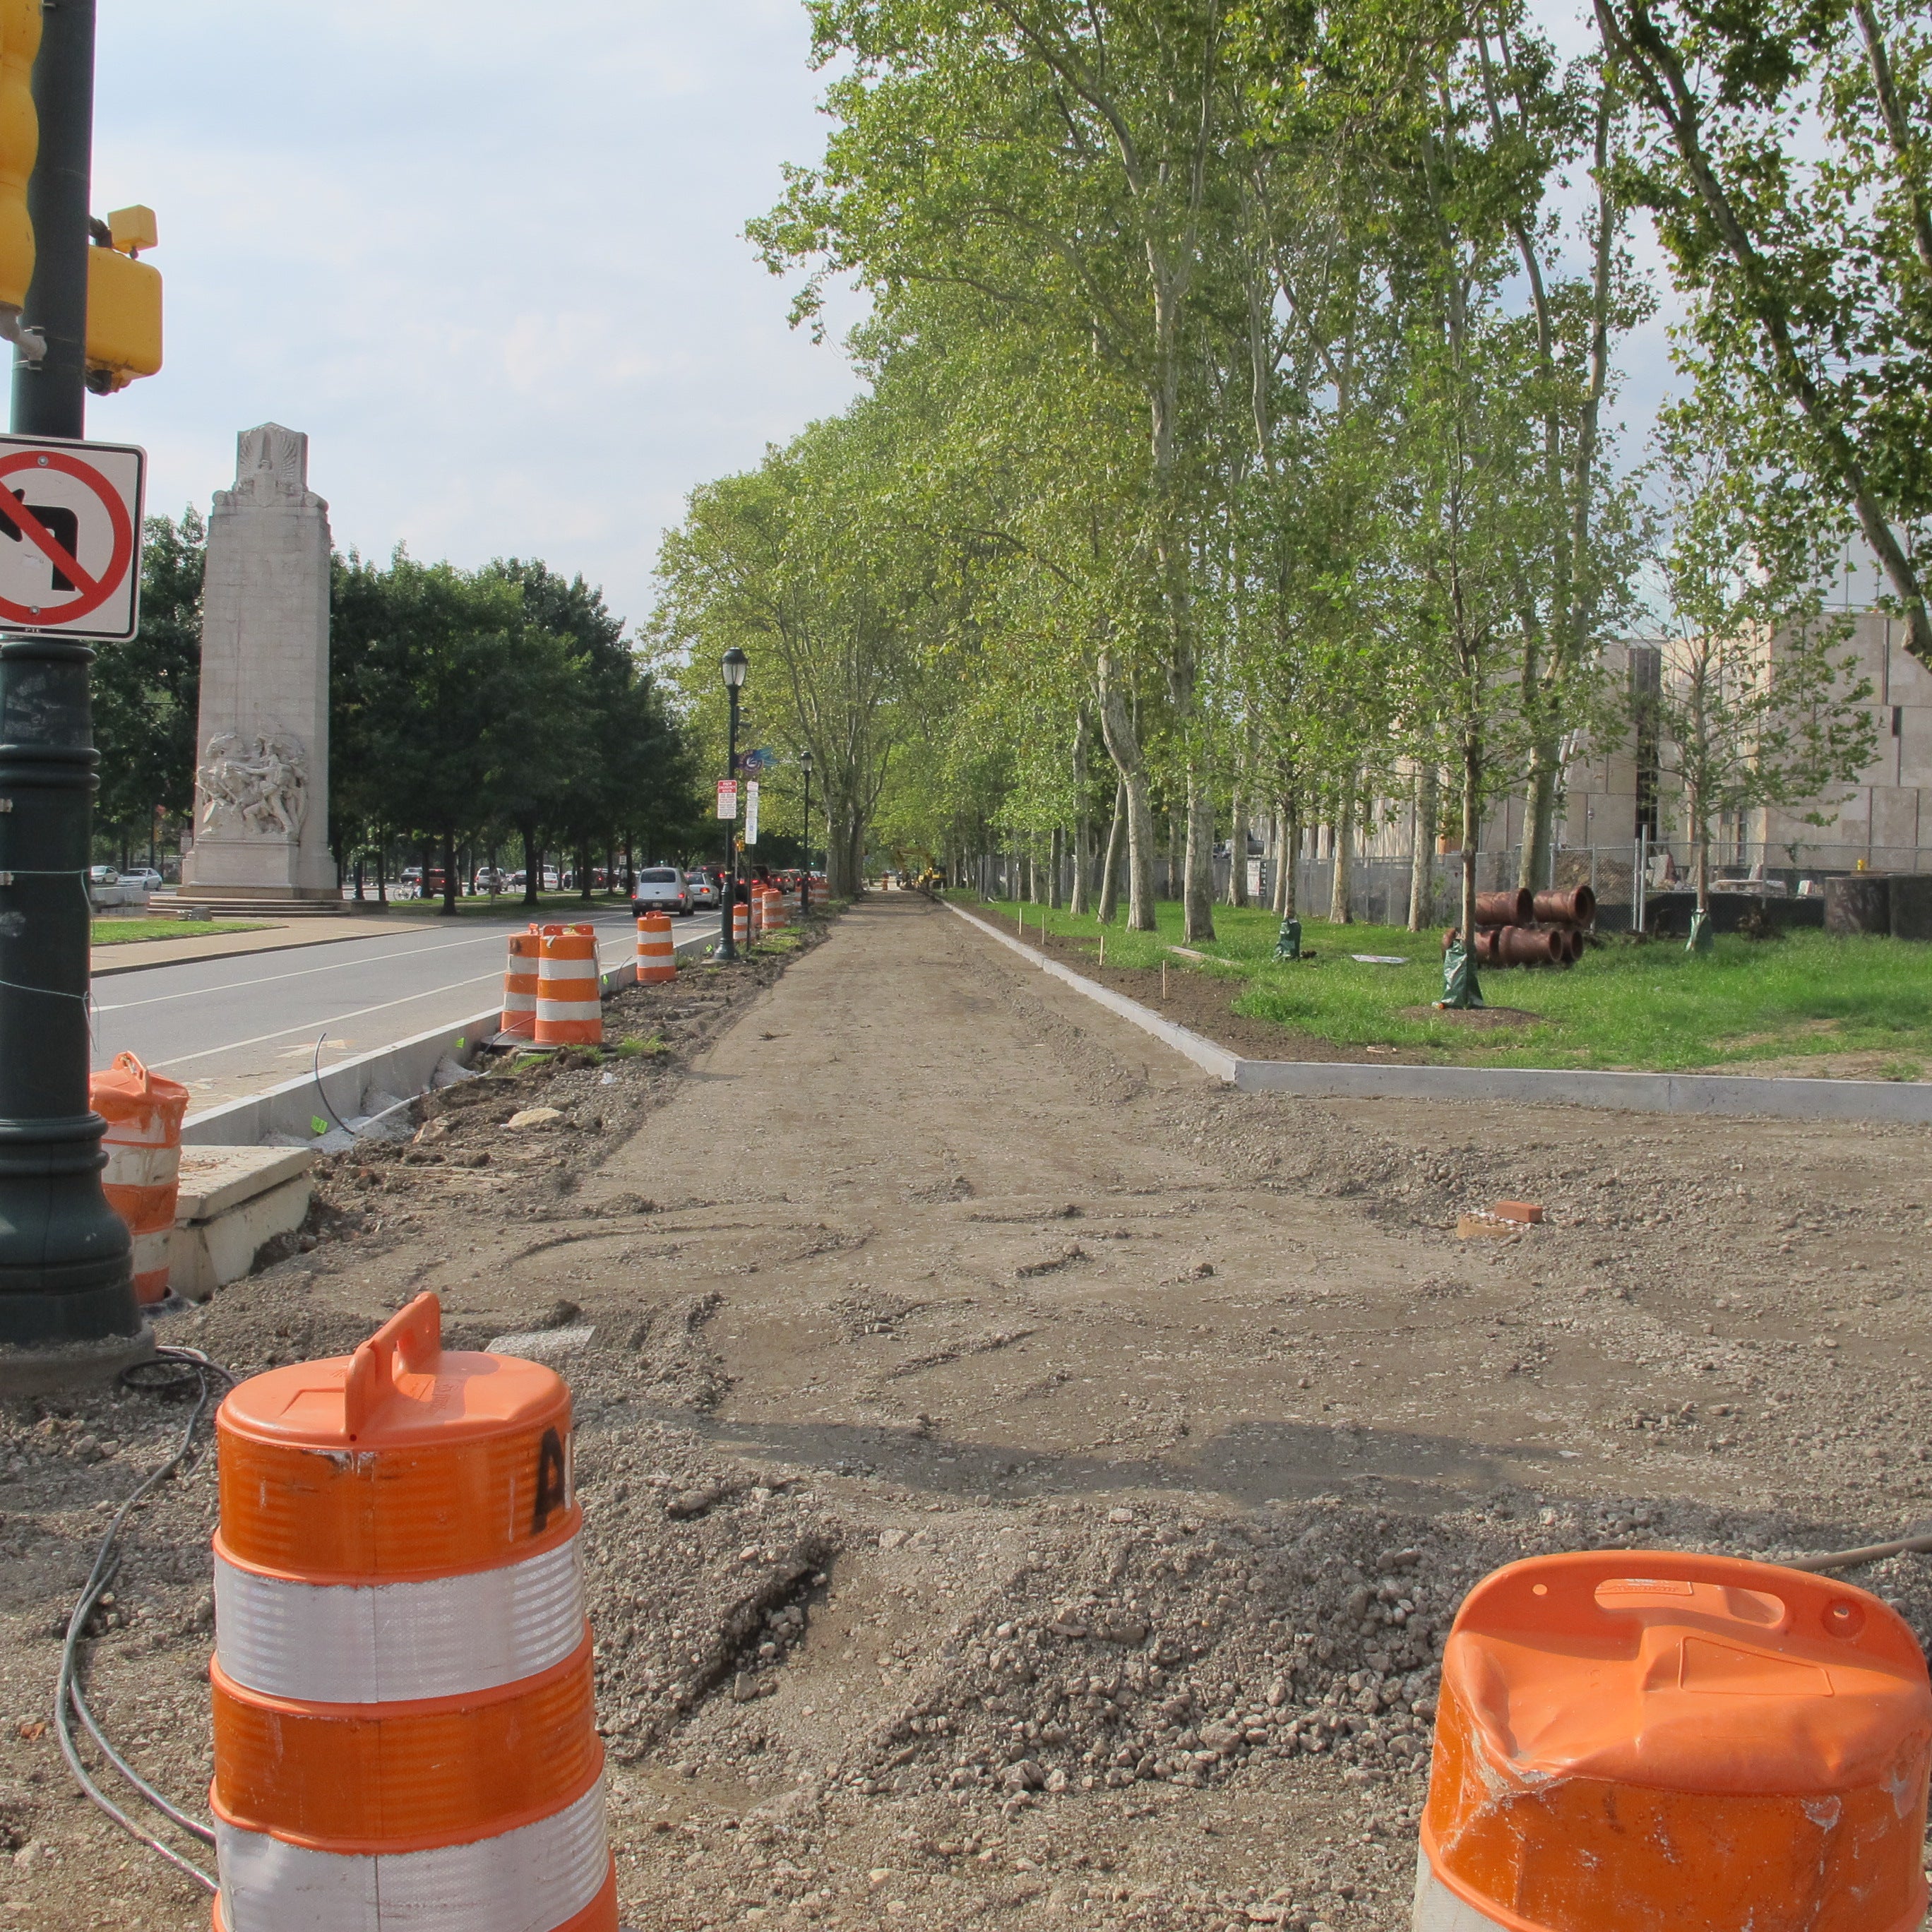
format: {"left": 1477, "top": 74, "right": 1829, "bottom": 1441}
{"left": 1438, "top": 938, "right": 1484, "bottom": 1010}
{"left": 1686, "top": 908, "right": 1713, "bottom": 953}
{"left": 1274, "top": 916, "right": 1302, "bottom": 961}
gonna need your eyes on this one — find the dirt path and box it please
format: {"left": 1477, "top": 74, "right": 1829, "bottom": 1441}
{"left": 6, "top": 894, "right": 1932, "bottom": 1932}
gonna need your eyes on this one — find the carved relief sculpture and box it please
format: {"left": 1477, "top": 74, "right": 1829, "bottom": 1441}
{"left": 195, "top": 732, "right": 309, "bottom": 840}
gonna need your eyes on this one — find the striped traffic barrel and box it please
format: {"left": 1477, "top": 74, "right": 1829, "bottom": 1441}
{"left": 91, "top": 1051, "right": 189, "bottom": 1304}
{"left": 1416, "top": 1551, "right": 1932, "bottom": 1932}
{"left": 635, "top": 914, "right": 675, "bottom": 984}
{"left": 500, "top": 926, "right": 542, "bottom": 1040}
{"left": 209, "top": 1293, "right": 615, "bottom": 1932}
{"left": 732, "top": 900, "right": 750, "bottom": 950}
{"left": 535, "top": 924, "right": 602, "bottom": 1046}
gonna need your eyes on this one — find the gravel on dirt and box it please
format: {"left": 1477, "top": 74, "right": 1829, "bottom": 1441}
{"left": 3, "top": 895, "right": 1931, "bottom": 1932}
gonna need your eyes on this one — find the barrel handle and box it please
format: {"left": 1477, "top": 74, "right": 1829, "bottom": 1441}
{"left": 1453, "top": 1549, "right": 1926, "bottom": 1672}
{"left": 342, "top": 1292, "right": 441, "bottom": 1439}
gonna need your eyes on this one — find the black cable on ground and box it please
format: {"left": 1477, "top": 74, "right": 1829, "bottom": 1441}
{"left": 54, "top": 1344, "right": 234, "bottom": 1895}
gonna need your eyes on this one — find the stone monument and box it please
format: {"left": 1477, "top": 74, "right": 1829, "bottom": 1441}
{"left": 177, "top": 424, "right": 338, "bottom": 907}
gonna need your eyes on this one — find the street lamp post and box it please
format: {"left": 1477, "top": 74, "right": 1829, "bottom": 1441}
{"left": 0, "top": 0, "right": 148, "bottom": 1393}
{"left": 718, "top": 648, "right": 747, "bottom": 961}
{"left": 798, "top": 750, "right": 813, "bottom": 918}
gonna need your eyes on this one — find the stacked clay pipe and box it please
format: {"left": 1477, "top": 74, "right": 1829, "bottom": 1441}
{"left": 1443, "top": 883, "right": 1594, "bottom": 970}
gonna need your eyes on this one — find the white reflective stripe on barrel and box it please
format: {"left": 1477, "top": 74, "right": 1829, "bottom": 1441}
{"left": 535, "top": 1000, "right": 602, "bottom": 1022}
{"left": 216, "top": 1779, "right": 608, "bottom": 1932}
{"left": 103, "top": 1145, "right": 180, "bottom": 1188}
{"left": 1411, "top": 1852, "right": 1510, "bottom": 1932}
{"left": 214, "top": 1534, "right": 584, "bottom": 1703}
{"left": 503, "top": 991, "right": 537, "bottom": 1010}
{"left": 539, "top": 958, "right": 600, "bottom": 977}
{"left": 130, "top": 1230, "right": 170, "bottom": 1272}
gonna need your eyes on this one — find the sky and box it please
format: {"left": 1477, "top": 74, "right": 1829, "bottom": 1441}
{"left": 90, "top": 1, "right": 866, "bottom": 633}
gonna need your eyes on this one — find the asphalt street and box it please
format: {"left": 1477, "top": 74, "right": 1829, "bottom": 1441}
{"left": 90, "top": 907, "right": 725, "bottom": 1112}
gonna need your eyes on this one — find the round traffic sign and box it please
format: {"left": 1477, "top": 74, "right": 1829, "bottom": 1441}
{"left": 0, "top": 447, "right": 136, "bottom": 627}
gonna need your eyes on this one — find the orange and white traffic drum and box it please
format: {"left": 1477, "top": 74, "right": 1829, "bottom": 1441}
{"left": 500, "top": 926, "right": 542, "bottom": 1039}
{"left": 209, "top": 1294, "right": 616, "bottom": 1932}
{"left": 91, "top": 1051, "right": 189, "bottom": 1304}
{"left": 1415, "top": 1550, "right": 1932, "bottom": 1932}
{"left": 636, "top": 913, "right": 674, "bottom": 984}
{"left": 535, "top": 924, "right": 602, "bottom": 1047}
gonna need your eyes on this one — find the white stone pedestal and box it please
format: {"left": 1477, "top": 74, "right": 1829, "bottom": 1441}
{"left": 179, "top": 424, "right": 338, "bottom": 904}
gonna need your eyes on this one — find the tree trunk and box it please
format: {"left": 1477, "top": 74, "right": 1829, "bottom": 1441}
{"left": 441, "top": 828, "right": 458, "bottom": 914}
{"left": 1227, "top": 782, "right": 1248, "bottom": 907}
{"left": 1049, "top": 827, "right": 1064, "bottom": 910}
{"left": 1460, "top": 737, "right": 1481, "bottom": 945}
{"left": 1166, "top": 809, "right": 1183, "bottom": 903}
{"left": 1070, "top": 710, "right": 1092, "bottom": 917}
{"left": 1097, "top": 779, "right": 1126, "bottom": 924}
{"left": 1095, "top": 655, "right": 1157, "bottom": 931}
{"left": 1329, "top": 792, "right": 1354, "bottom": 924}
{"left": 578, "top": 843, "right": 593, "bottom": 903}
{"left": 376, "top": 836, "right": 388, "bottom": 907}
{"left": 520, "top": 822, "right": 540, "bottom": 907}
{"left": 1692, "top": 780, "right": 1710, "bottom": 914}
{"left": 1183, "top": 765, "right": 1216, "bottom": 941}
{"left": 1517, "top": 741, "right": 1560, "bottom": 893}
{"left": 1280, "top": 801, "right": 1300, "bottom": 917}
{"left": 1409, "top": 765, "right": 1439, "bottom": 932}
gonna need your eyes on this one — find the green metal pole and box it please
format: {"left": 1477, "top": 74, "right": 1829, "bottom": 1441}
{"left": 0, "top": 0, "right": 147, "bottom": 1390}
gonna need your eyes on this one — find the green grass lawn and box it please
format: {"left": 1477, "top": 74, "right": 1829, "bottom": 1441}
{"left": 954, "top": 893, "right": 1932, "bottom": 1075}
{"left": 90, "top": 917, "right": 270, "bottom": 946}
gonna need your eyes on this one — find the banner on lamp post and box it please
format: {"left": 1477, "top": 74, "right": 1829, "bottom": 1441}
{"left": 745, "top": 780, "right": 761, "bottom": 845}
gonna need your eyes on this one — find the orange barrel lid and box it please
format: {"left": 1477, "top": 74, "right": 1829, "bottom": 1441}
{"left": 90, "top": 1050, "right": 190, "bottom": 1128}
{"left": 1423, "top": 1550, "right": 1932, "bottom": 1932}
{"left": 215, "top": 1294, "right": 578, "bottom": 1586}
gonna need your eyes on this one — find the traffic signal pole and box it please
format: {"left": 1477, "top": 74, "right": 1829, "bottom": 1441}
{"left": 0, "top": 0, "right": 148, "bottom": 1390}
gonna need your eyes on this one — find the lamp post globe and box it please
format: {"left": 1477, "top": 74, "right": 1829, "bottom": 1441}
{"left": 719, "top": 649, "right": 749, "bottom": 961}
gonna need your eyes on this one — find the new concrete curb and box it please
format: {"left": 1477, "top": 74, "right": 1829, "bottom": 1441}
{"left": 181, "top": 925, "right": 717, "bottom": 1146}
{"left": 945, "top": 901, "right": 1932, "bottom": 1126}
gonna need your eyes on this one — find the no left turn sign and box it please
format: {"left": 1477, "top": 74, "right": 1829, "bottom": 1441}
{"left": 0, "top": 434, "right": 144, "bottom": 640}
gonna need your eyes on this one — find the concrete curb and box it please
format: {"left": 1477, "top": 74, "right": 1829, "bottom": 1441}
{"left": 181, "top": 926, "right": 717, "bottom": 1147}
{"left": 944, "top": 901, "right": 1932, "bottom": 1126}
{"left": 946, "top": 903, "right": 1239, "bottom": 1081}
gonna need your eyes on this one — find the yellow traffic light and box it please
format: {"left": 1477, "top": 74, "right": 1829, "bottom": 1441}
{"left": 86, "top": 205, "right": 160, "bottom": 393}
{"left": 0, "top": 0, "right": 40, "bottom": 327}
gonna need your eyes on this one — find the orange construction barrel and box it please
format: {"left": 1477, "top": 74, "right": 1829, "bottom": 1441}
{"left": 499, "top": 926, "right": 541, "bottom": 1040}
{"left": 208, "top": 1293, "right": 615, "bottom": 1932}
{"left": 732, "top": 900, "right": 750, "bottom": 950}
{"left": 636, "top": 912, "right": 674, "bottom": 984}
{"left": 1416, "top": 1550, "right": 1932, "bottom": 1932}
{"left": 91, "top": 1051, "right": 190, "bottom": 1304}
{"left": 535, "top": 923, "right": 601, "bottom": 1047}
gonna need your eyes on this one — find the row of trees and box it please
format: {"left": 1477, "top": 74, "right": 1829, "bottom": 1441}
{"left": 95, "top": 515, "right": 706, "bottom": 910}
{"left": 653, "top": 0, "right": 1921, "bottom": 932}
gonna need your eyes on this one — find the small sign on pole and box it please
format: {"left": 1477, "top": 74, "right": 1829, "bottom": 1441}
{"left": 0, "top": 434, "right": 145, "bottom": 640}
{"left": 745, "top": 780, "right": 761, "bottom": 845}
{"left": 715, "top": 779, "right": 738, "bottom": 821}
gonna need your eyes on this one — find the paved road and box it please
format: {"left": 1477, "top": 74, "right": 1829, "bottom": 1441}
{"left": 91, "top": 907, "right": 724, "bottom": 1111}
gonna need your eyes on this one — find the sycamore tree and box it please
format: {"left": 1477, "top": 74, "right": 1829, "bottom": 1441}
{"left": 1651, "top": 419, "right": 1877, "bottom": 913}
{"left": 1598, "top": 0, "right": 1932, "bottom": 663}
{"left": 757, "top": 0, "right": 1263, "bottom": 941}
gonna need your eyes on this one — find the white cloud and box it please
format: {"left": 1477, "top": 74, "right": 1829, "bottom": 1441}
{"left": 87, "top": 0, "right": 862, "bottom": 627}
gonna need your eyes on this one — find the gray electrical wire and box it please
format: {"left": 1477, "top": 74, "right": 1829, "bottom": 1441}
{"left": 54, "top": 1345, "right": 234, "bottom": 1895}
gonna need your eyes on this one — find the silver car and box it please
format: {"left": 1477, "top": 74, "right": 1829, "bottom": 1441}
{"left": 631, "top": 866, "right": 692, "bottom": 917}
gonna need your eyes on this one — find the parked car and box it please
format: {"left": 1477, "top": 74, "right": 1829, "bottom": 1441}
{"left": 472, "top": 867, "right": 512, "bottom": 894}
{"left": 686, "top": 869, "right": 722, "bottom": 910}
{"left": 120, "top": 866, "right": 162, "bottom": 891}
{"left": 631, "top": 866, "right": 692, "bottom": 917}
